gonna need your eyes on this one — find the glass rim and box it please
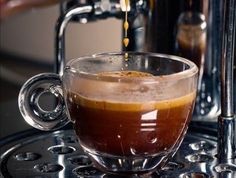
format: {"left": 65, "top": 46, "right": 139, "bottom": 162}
{"left": 64, "top": 52, "right": 198, "bottom": 83}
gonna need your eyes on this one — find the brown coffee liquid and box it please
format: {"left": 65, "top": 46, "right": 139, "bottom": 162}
{"left": 66, "top": 71, "right": 196, "bottom": 156}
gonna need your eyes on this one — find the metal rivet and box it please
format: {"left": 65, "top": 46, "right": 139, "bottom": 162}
{"left": 185, "top": 153, "right": 214, "bottom": 163}
{"left": 48, "top": 145, "right": 75, "bottom": 154}
{"left": 34, "top": 163, "right": 63, "bottom": 173}
{"left": 15, "top": 152, "right": 41, "bottom": 161}
{"left": 189, "top": 141, "right": 215, "bottom": 151}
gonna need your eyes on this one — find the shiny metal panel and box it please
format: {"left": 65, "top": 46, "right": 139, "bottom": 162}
{"left": 218, "top": 0, "right": 236, "bottom": 161}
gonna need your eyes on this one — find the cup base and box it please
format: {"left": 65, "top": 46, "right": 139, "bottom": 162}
{"left": 82, "top": 146, "right": 174, "bottom": 175}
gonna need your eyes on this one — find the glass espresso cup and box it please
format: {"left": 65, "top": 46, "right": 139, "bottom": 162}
{"left": 18, "top": 52, "right": 198, "bottom": 174}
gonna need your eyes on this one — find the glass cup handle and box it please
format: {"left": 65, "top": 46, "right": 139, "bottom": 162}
{"left": 18, "top": 73, "right": 69, "bottom": 131}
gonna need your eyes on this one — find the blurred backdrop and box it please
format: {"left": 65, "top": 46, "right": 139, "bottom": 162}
{"left": 0, "top": 4, "right": 122, "bottom": 138}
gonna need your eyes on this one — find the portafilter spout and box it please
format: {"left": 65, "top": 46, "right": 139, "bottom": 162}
{"left": 218, "top": 0, "right": 236, "bottom": 160}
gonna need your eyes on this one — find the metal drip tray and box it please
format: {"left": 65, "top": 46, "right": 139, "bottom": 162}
{"left": 1, "top": 128, "right": 236, "bottom": 178}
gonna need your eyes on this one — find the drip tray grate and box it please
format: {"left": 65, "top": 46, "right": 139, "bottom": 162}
{"left": 0, "top": 129, "right": 235, "bottom": 177}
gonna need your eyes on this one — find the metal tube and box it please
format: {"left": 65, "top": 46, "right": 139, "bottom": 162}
{"left": 218, "top": 0, "right": 236, "bottom": 160}
{"left": 55, "top": 5, "right": 93, "bottom": 76}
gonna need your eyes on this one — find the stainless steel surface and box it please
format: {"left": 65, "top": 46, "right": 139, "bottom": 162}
{"left": 218, "top": 116, "right": 236, "bottom": 160}
{"left": 218, "top": 0, "right": 236, "bottom": 160}
{"left": 55, "top": 5, "right": 93, "bottom": 76}
{"left": 202, "top": 0, "right": 222, "bottom": 120}
{"left": 220, "top": 0, "right": 235, "bottom": 117}
{"left": 1, "top": 129, "right": 235, "bottom": 178}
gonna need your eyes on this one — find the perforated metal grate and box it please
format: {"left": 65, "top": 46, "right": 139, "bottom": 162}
{"left": 0, "top": 129, "right": 235, "bottom": 178}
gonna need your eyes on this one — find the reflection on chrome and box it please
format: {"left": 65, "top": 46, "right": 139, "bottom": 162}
{"left": 58, "top": 155, "right": 65, "bottom": 178}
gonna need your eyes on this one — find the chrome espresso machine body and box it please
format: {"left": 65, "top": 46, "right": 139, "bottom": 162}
{"left": 0, "top": 0, "right": 235, "bottom": 177}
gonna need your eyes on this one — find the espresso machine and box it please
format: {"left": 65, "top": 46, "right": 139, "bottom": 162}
{"left": 0, "top": 0, "right": 235, "bottom": 177}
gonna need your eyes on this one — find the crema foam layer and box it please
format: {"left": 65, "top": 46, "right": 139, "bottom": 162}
{"left": 67, "top": 70, "right": 196, "bottom": 109}
{"left": 97, "top": 70, "right": 153, "bottom": 77}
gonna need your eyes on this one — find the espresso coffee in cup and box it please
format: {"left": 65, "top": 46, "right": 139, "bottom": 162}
{"left": 19, "top": 52, "right": 198, "bottom": 174}
{"left": 66, "top": 71, "right": 196, "bottom": 157}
